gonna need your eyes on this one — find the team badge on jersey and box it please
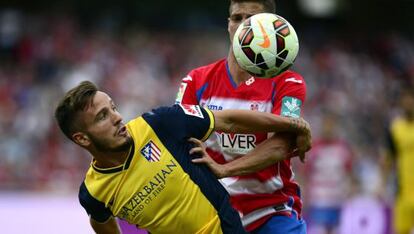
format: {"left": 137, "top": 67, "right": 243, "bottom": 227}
{"left": 250, "top": 102, "right": 260, "bottom": 111}
{"left": 179, "top": 104, "right": 204, "bottom": 118}
{"left": 281, "top": 96, "right": 302, "bottom": 118}
{"left": 141, "top": 140, "right": 161, "bottom": 162}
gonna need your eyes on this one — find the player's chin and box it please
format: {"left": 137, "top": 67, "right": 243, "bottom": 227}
{"left": 118, "top": 134, "right": 132, "bottom": 145}
{"left": 113, "top": 137, "right": 132, "bottom": 152}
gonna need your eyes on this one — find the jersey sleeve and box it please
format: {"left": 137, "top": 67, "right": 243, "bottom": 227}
{"left": 78, "top": 182, "right": 113, "bottom": 223}
{"left": 143, "top": 104, "right": 215, "bottom": 141}
{"left": 272, "top": 72, "right": 306, "bottom": 118}
{"left": 175, "top": 71, "right": 199, "bottom": 105}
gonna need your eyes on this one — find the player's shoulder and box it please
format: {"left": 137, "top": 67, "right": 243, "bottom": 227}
{"left": 271, "top": 70, "right": 307, "bottom": 97}
{"left": 141, "top": 105, "right": 194, "bottom": 120}
{"left": 273, "top": 69, "right": 305, "bottom": 84}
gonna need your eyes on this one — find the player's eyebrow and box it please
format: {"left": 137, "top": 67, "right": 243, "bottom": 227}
{"left": 94, "top": 107, "right": 108, "bottom": 122}
{"left": 94, "top": 98, "right": 117, "bottom": 122}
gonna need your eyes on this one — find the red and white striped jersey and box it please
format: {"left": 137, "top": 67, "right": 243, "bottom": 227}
{"left": 305, "top": 139, "right": 354, "bottom": 207}
{"left": 176, "top": 59, "right": 306, "bottom": 231}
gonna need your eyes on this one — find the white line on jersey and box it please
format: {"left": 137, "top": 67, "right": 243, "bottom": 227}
{"left": 182, "top": 76, "right": 192, "bottom": 81}
{"left": 285, "top": 77, "right": 303, "bottom": 84}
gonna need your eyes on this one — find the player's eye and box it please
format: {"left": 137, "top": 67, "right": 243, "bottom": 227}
{"left": 230, "top": 15, "right": 243, "bottom": 22}
{"left": 98, "top": 111, "right": 107, "bottom": 121}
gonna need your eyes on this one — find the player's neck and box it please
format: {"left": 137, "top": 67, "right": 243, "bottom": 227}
{"left": 227, "top": 50, "right": 252, "bottom": 85}
{"left": 91, "top": 148, "right": 131, "bottom": 169}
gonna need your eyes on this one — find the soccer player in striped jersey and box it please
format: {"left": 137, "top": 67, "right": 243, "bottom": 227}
{"left": 54, "top": 81, "right": 311, "bottom": 234}
{"left": 175, "top": 0, "right": 308, "bottom": 233}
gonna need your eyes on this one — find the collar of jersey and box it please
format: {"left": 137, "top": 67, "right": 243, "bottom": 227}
{"left": 225, "top": 60, "right": 238, "bottom": 89}
{"left": 92, "top": 142, "right": 135, "bottom": 174}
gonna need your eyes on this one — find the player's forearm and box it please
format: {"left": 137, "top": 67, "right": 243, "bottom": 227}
{"left": 221, "top": 135, "right": 291, "bottom": 177}
{"left": 212, "top": 109, "right": 308, "bottom": 134}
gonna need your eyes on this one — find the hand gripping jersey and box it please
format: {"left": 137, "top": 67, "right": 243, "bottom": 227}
{"left": 176, "top": 59, "right": 306, "bottom": 231}
{"left": 78, "top": 105, "right": 247, "bottom": 234}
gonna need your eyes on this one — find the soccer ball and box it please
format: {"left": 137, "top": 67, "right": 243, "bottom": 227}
{"left": 232, "top": 13, "right": 299, "bottom": 78}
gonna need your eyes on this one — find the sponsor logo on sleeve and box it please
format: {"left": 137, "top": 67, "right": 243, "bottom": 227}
{"left": 179, "top": 104, "right": 204, "bottom": 118}
{"left": 174, "top": 82, "right": 187, "bottom": 104}
{"left": 281, "top": 96, "right": 302, "bottom": 118}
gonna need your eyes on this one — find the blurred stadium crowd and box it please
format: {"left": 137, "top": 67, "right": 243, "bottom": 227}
{"left": 0, "top": 8, "right": 413, "bottom": 233}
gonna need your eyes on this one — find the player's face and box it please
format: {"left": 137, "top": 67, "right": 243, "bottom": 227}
{"left": 77, "top": 91, "right": 132, "bottom": 153}
{"left": 228, "top": 2, "right": 266, "bottom": 44}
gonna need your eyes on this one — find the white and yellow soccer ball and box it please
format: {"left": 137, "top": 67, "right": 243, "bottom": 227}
{"left": 232, "top": 13, "right": 299, "bottom": 78}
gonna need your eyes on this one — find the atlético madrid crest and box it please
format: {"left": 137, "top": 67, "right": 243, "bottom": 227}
{"left": 141, "top": 140, "right": 161, "bottom": 162}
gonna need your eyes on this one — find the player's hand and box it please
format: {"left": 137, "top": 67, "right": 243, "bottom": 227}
{"left": 188, "top": 138, "right": 227, "bottom": 178}
{"left": 288, "top": 117, "right": 312, "bottom": 163}
{"left": 295, "top": 133, "right": 312, "bottom": 162}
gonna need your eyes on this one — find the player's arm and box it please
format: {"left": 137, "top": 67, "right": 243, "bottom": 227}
{"left": 190, "top": 109, "right": 310, "bottom": 178}
{"left": 190, "top": 135, "right": 294, "bottom": 177}
{"left": 90, "top": 216, "right": 121, "bottom": 234}
{"left": 212, "top": 109, "right": 310, "bottom": 135}
{"left": 79, "top": 183, "right": 120, "bottom": 234}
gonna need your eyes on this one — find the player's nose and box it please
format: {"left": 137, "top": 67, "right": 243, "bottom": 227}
{"left": 112, "top": 110, "right": 123, "bottom": 125}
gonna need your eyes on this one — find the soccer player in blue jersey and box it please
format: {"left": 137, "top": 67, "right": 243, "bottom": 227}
{"left": 54, "top": 81, "right": 311, "bottom": 234}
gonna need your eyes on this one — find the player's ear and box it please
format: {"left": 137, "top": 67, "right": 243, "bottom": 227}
{"left": 72, "top": 132, "right": 91, "bottom": 147}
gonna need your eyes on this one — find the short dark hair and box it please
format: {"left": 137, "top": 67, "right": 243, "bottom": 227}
{"left": 54, "top": 81, "right": 98, "bottom": 140}
{"left": 229, "top": 0, "right": 276, "bottom": 14}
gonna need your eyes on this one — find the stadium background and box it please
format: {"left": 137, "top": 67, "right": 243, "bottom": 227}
{"left": 0, "top": 0, "right": 413, "bottom": 233}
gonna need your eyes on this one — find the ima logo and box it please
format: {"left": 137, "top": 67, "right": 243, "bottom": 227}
{"left": 141, "top": 140, "right": 161, "bottom": 162}
{"left": 206, "top": 104, "right": 223, "bottom": 110}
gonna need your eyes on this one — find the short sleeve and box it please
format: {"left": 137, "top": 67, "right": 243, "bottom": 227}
{"left": 272, "top": 71, "right": 306, "bottom": 118}
{"left": 78, "top": 182, "right": 113, "bottom": 223}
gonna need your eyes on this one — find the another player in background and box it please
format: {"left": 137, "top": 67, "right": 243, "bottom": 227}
{"left": 54, "top": 81, "right": 311, "bottom": 234}
{"left": 303, "top": 113, "right": 353, "bottom": 234}
{"left": 388, "top": 88, "right": 414, "bottom": 234}
{"left": 175, "top": 0, "right": 309, "bottom": 233}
